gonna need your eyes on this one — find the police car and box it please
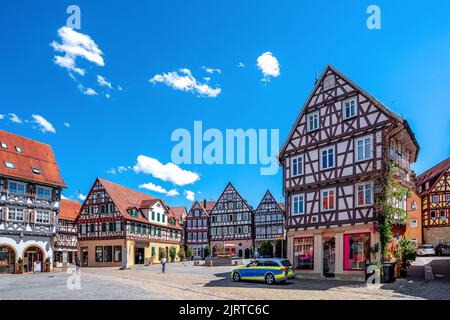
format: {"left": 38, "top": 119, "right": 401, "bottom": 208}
{"left": 230, "top": 258, "right": 295, "bottom": 285}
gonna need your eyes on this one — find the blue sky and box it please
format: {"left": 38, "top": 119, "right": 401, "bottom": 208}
{"left": 1, "top": 0, "right": 449, "bottom": 207}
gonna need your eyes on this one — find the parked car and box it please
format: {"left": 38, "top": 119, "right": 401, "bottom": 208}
{"left": 416, "top": 244, "right": 435, "bottom": 256}
{"left": 435, "top": 243, "right": 450, "bottom": 256}
{"left": 231, "top": 258, "right": 295, "bottom": 285}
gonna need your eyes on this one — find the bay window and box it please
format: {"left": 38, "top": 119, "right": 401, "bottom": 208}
{"left": 37, "top": 186, "right": 51, "bottom": 200}
{"left": 8, "top": 181, "right": 25, "bottom": 195}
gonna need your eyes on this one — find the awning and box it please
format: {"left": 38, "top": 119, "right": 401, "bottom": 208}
{"left": 224, "top": 244, "right": 237, "bottom": 248}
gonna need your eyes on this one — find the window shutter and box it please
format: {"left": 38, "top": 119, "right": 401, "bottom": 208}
{"left": 24, "top": 209, "right": 30, "bottom": 223}
{"left": 50, "top": 212, "right": 55, "bottom": 225}
{"left": 2, "top": 208, "right": 7, "bottom": 221}
{"left": 30, "top": 210, "right": 35, "bottom": 223}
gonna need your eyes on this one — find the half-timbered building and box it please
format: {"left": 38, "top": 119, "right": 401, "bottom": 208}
{"left": 280, "top": 65, "right": 419, "bottom": 280}
{"left": 254, "top": 190, "right": 285, "bottom": 257}
{"left": 416, "top": 157, "right": 450, "bottom": 245}
{"left": 77, "top": 178, "right": 183, "bottom": 267}
{"left": 0, "top": 130, "right": 66, "bottom": 273}
{"left": 186, "top": 200, "right": 215, "bottom": 259}
{"left": 54, "top": 199, "right": 80, "bottom": 267}
{"left": 209, "top": 183, "right": 254, "bottom": 258}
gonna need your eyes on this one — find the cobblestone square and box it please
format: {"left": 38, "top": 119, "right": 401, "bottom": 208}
{"left": 1, "top": 258, "right": 449, "bottom": 300}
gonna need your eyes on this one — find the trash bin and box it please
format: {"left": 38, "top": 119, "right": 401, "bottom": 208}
{"left": 382, "top": 262, "right": 396, "bottom": 283}
{"left": 144, "top": 258, "right": 149, "bottom": 266}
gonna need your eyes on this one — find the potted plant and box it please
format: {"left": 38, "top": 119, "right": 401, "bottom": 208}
{"left": 397, "top": 237, "right": 416, "bottom": 277}
{"left": 16, "top": 258, "right": 24, "bottom": 274}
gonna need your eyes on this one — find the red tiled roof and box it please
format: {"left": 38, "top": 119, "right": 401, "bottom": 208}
{"left": 98, "top": 178, "right": 156, "bottom": 223}
{"left": 416, "top": 157, "right": 450, "bottom": 194}
{"left": 171, "top": 206, "right": 186, "bottom": 220}
{"left": 59, "top": 199, "right": 81, "bottom": 221}
{"left": 0, "top": 130, "right": 66, "bottom": 187}
{"left": 97, "top": 178, "right": 183, "bottom": 230}
{"left": 278, "top": 202, "right": 285, "bottom": 210}
{"left": 200, "top": 200, "right": 216, "bottom": 213}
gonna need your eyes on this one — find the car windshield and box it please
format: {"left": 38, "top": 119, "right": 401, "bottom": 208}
{"left": 280, "top": 260, "right": 292, "bottom": 267}
{"left": 247, "top": 262, "right": 257, "bottom": 267}
{"left": 421, "top": 245, "right": 434, "bottom": 249}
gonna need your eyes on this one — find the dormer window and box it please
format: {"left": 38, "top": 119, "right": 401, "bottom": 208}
{"left": 32, "top": 167, "right": 41, "bottom": 175}
{"left": 5, "top": 161, "right": 14, "bottom": 169}
{"left": 15, "top": 146, "right": 23, "bottom": 153}
{"left": 1, "top": 142, "right": 7, "bottom": 149}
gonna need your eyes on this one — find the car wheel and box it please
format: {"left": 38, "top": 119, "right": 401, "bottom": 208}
{"left": 232, "top": 272, "right": 241, "bottom": 282}
{"left": 265, "top": 273, "right": 275, "bottom": 285}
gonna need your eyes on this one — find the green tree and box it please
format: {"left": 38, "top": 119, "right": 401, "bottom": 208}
{"left": 158, "top": 247, "right": 165, "bottom": 261}
{"left": 378, "top": 163, "right": 411, "bottom": 260}
{"left": 203, "top": 245, "right": 211, "bottom": 258}
{"left": 186, "top": 247, "right": 193, "bottom": 260}
{"left": 169, "top": 246, "right": 177, "bottom": 262}
{"left": 397, "top": 237, "right": 417, "bottom": 270}
{"left": 259, "top": 241, "right": 274, "bottom": 257}
{"left": 178, "top": 247, "right": 186, "bottom": 261}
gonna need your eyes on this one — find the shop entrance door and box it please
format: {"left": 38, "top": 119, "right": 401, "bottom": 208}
{"left": 135, "top": 247, "right": 145, "bottom": 265}
{"left": 81, "top": 248, "right": 88, "bottom": 267}
{"left": 24, "top": 247, "right": 43, "bottom": 272}
{"left": 323, "top": 237, "right": 335, "bottom": 277}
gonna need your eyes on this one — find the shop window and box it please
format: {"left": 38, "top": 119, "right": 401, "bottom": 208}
{"left": 104, "top": 246, "right": 113, "bottom": 262}
{"left": 294, "top": 237, "right": 314, "bottom": 270}
{"left": 114, "top": 246, "right": 122, "bottom": 262}
{"left": 95, "top": 246, "right": 103, "bottom": 262}
{"left": 343, "top": 233, "right": 370, "bottom": 270}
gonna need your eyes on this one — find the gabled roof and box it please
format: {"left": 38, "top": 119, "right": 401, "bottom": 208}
{"left": 0, "top": 130, "right": 66, "bottom": 187}
{"left": 210, "top": 182, "right": 253, "bottom": 213}
{"left": 255, "top": 190, "right": 285, "bottom": 213}
{"left": 416, "top": 157, "right": 450, "bottom": 194}
{"left": 95, "top": 178, "right": 183, "bottom": 230}
{"left": 171, "top": 206, "right": 187, "bottom": 221}
{"left": 97, "top": 178, "right": 156, "bottom": 223}
{"left": 279, "top": 65, "right": 420, "bottom": 161}
{"left": 59, "top": 199, "right": 81, "bottom": 221}
{"left": 201, "top": 200, "right": 216, "bottom": 213}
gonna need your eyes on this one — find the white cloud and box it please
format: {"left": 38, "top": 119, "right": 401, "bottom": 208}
{"left": 139, "top": 182, "right": 180, "bottom": 197}
{"left": 117, "top": 85, "right": 123, "bottom": 91}
{"left": 107, "top": 168, "right": 117, "bottom": 175}
{"left": 257, "top": 52, "right": 280, "bottom": 81}
{"left": 77, "top": 84, "right": 98, "bottom": 96}
{"left": 184, "top": 190, "right": 195, "bottom": 201}
{"left": 32, "top": 114, "right": 56, "bottom": 134}
{"left": 107, "top": 165, "right": 130, "bottom": 175}
{"left": 133, "top": 155, "right": 200, "bottom": 186}
{"left": 0, "top": 114, "right": 4, "bottom": 120}
{"left": 9, "top": 113, "right": 22, "bottom": 124}
{"left": 97, "top": 75, "right": 112, "bottom": 88}
{"left": 238, "top": 62, "right": 245, "bottom": 68}
{"left": 61, "top": 194, "right": 68, "bottom": 200}
{"left": 150, "top": 68, "right": 221, "bottom": 98}
{"left": 78, "top": 193, "right": 86, "bottom": 201}
{"left": 202, "top": 66, "right": 222, "bottom": 74}
{"left": 64, "top": 122, "right": 71, "bottom": 128}
{"left": 51, "top": 26, "right": 104, "bottom": 76}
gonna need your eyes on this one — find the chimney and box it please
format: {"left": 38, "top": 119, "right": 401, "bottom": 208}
{"left": 203, "top": 199, "right": 207, "bottom": 209}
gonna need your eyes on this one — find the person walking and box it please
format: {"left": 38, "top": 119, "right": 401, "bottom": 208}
{"left": 75, "top": 255, "right": 81, "bottom": 274}
{"left": 161, "top": 256, "right": 167, "bottom": 273}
